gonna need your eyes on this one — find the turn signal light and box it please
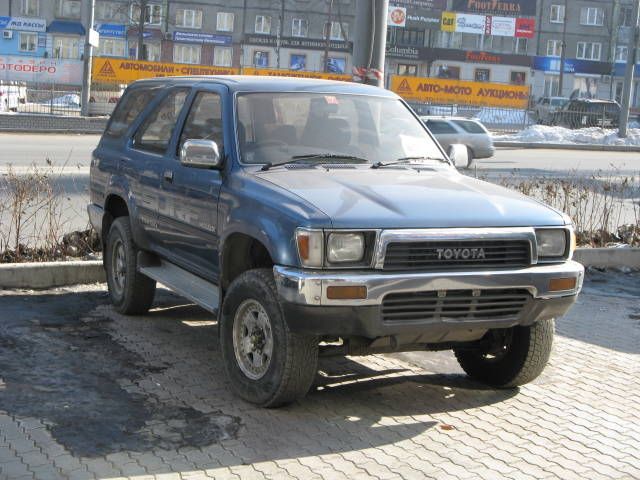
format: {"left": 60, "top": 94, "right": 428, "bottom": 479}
{"left": 549, "top": 277, "right": 577, "bottom": 292}
{"left": 326, "top": 285, "right": 367, "bottom": 300}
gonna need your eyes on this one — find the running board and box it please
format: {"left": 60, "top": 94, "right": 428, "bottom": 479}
{"left": 139, "top": 257, "right": 219, "bottom": 313}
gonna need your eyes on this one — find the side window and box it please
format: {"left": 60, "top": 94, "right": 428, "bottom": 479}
{"left": 426, "top": 120, "right": 457, "bottom": 134}
{"left": 105, "top": 87, "right": 157, "bottom": 138}
{"left": 179, "top": 92, "right": 224, "bottom": 153}
{"left": 134, "top": 88, "right": 189, "bottom": 154}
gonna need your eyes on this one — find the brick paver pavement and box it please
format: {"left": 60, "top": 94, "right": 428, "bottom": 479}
{"left": 0, "top": 270, "right": 638, "bottom": 480}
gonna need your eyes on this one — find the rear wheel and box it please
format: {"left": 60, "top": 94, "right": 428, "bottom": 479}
{"left": 105, "top": 217, "right": 156, "bottom": 315}
{"left": 454, "top": 319, "right": 554, "bottom": 388}
{"left": 220, "top": 269, "right": 319, "bottom": 407}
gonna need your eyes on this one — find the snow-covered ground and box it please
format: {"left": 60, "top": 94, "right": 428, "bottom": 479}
{"left": 493, "top": 124, "right": 640, "bottom": 146}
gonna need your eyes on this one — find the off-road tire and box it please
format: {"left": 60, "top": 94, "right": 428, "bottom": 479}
{"left": 105, "top": 217, "right": 156, "bottom": 315}
{"left": 454, "top": 319, "right": 554, "bottom": 388}
{"left": 219, "top": 268, "right": 319, "bottom": 408}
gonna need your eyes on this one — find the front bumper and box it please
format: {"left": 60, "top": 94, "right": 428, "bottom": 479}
{"left": 274, "top": 261, "right": 584, "bottom": 338}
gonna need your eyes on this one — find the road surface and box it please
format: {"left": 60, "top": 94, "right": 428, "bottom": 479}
{"left": 0, "top": 133, "right": 638, "bottom": 244}
{"left": 0, "top": 133, "right": 639, "bottom": 175}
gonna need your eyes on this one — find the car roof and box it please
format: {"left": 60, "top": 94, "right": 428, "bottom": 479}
{"left": 128, "top": 75, "right": 398, "bottom": 98}
{"left": 570, "top": 98, "right": 618, "bottom": 104}
{"left": 419, "top": 116, "right": 478, "bottom": 122}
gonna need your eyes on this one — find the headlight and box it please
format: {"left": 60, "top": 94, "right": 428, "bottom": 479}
{"left": 536, "top": 229, "right": 567, "bottom": 258}
{"left": 327, "top": 233, "right": 365, "bottom": 263}
{"left": 296, "top": 229, "right": 323, "bottom": 268}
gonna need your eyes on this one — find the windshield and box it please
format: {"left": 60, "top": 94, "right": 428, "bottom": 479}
{"left": 236, "top": 92, "right": 445, "bottom": 166}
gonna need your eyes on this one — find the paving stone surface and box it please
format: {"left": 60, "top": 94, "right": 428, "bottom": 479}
{"left": 0, "top": 270, "right": 638, "bottom": 480}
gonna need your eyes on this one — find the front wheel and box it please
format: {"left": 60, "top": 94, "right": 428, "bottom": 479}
{"left": 454, "top": 319, "right": 554, "bottom": 388}
{"left": 105, "top": 217, "right": 156, "bottom": 315}
{"left": 219, "top": 269, "right": 319, "bottom": 407}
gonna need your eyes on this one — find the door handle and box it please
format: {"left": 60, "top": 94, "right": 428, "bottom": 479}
{"left": 163, "top": 170, "right": 174, "bottom": 182}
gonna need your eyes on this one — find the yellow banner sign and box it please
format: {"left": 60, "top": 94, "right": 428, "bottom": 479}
{"left": 93, "top": 57, "right": 239, "bottom": 84}
{"left": 391, "top": 75, "right": 530, "bottom": 109}
{"left": 242, "top": 67, "right": 351, "bottom": 82}
{"left": 441, "top": 11, "right": 457, "bottom": 32}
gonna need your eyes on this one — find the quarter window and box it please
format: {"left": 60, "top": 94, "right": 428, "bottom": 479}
{"left": 134, "top": 89, "right": 189, "bottom": 154}
{"left": 425, "top": 120, "right": 457, "bottom": 134}
{"left": 179, "top": 92, "right": 224, "bottom": 154}
{"left": 105, "top": 87, "right": 158, "bottom": 138}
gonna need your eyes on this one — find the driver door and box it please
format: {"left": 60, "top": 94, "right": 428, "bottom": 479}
{"left": 155, "top": 87, "right": 227, "bottom": 281}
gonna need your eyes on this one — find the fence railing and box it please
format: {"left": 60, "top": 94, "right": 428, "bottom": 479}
{"left": 408, "top": 103, "right": 534, "bottom": 133}
{"left": 2, "top": 87, "right": 120, "bottom": 117}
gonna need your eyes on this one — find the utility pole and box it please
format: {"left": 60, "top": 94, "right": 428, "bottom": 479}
{"left": 323, "top": 0, "right": 334, "bottom": 73}
{"left": 558, "top": 0, "right": 568, "bottom": 96}
{"left": 276, "top": 0, "right": 284, "bottom": 69}
{"left": 619, "top": 0, "right": 640, "bottom": 138}
{"left": 81, "top": 0, "right": 96, "bottom": 117}
{"left": 137, "top": 0, "right": 147, "bottom": 60}
{"left": 352, "top": 0, "right": 388, "bottom": 87}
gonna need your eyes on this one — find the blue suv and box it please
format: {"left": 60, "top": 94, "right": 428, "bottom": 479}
{"left": 89, "top": 76, "right": 584, "bottom": 407}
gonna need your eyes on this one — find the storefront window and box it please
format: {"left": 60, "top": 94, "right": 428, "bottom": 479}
{"left": 511, "top": 71, "right": 526, "bottom": 85}
{"left": 544, "top": 76, "right": 560, "bottom": 97}
{"left": 397, "top": 64, "right": 418, "bottom": 76}
{"left": 174, "top": 44, "right": 201, "bottom": 64}
{"left": 214, "top": 46, "right": 233, "bottom": 67}
{"left": 53, "top": 36, "right": 80, "bottom": 59}
{"left": 253, "top": 51, "right": 269, "bottom": 67}
{"left": 475, "top": 68, "right": 490, "bottom": 82}
{"left": 436, "top": 65, "right": 460, "bottom": 79}
{"left": 19, "top": 32, "right": 37, "bottom": 52}
{"left": 290, "top": 54, "right": 306, "bottom": 71}
{"left": 99, "top": 38, "right": 126, "bottom": 57}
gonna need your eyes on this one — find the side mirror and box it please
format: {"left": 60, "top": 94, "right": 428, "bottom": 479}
{"left": 448, "top": 144, "right": 470, "bottom": 169}
{"left": 180, "top": 139, "right": 222, "bottom": 169}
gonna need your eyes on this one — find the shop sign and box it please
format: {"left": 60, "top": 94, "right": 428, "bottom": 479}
{"left": 93, "top": 57, "right": 239, "bottom": 83}
{"left": 515, "top": 18, "right": 535, "bottom": 38}
{"left": 0, "top": 55, "right": 82, "bottom": 85}
{"left": 243, "top": 67, "right": 351, "bottom": 82}
{"left": 533, "top": 56, "right": 611, "bottom": 75}
{"left": 95, "top": 24, "right": 126, "bottom": 38}
{"left": 386, "top": 45, "right": 430, "bottom": 61}
{"left": 441, "top": 12, "right": 457, "bottom": 32}
{"left": 174, "top": 31, "right": 232, "bottom": 45}
{"left": 244, "top": 34, "right": 351, "bottom": 52}
{"left": 451, "top": 0, "right": 537, "bottom": 17}
{"left": 430, "top": 48, "right": 532, "bottom": 66}
{"left": 0, "top": 16, "right": 46, "bottom": 32}
{"left": 391, "top": 0, "right": 446, "bottom": 8}
{"left": 454, "top": 12, "right": 487, "bottom": 34}
{"left": 391, "top": 75, "right": 530, "bottom": 108}
{"left": 388, "top": 6, "right": 408, "bottom": 27}
{"left": 487, "top": 16, "right": 516, "bottom": 37}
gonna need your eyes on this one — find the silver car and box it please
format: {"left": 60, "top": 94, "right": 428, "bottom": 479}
{"left": 420, "top": 116, "right": 494, "bottom": 168}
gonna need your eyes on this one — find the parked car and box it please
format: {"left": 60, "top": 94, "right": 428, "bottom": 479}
{"left": 551, "top": 99, "right": 621, "bottom": 129}
{"left": 89, "top": 76, "right": 583, "bottom": 407}
{"left": 0, "top": 83, "right": 26, "bottom": 112}
{"left": 534, "top": 96, "right": 569, "bottom": 124}
{"left": 420, "top": 116, "right": 494, "bottom": 167}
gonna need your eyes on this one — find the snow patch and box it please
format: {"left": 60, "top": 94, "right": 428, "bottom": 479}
{"left": 493, "top": 125, "right": 640, "bottom": 146}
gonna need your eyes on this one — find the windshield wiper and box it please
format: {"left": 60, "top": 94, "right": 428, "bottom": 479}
{"left": 261, "top": 154, "right": 369, "bottom": 171}
{"left": 371, "top": 156, "right": 447, "bottom": 169}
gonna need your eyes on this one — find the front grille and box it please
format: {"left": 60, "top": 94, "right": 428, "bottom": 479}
{"left": 383, "top": 240, "right": 531, "bottom": 271}
{"left": 381, "top": 289, "right": 530, "bottom": 323}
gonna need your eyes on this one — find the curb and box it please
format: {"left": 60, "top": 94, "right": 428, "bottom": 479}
{"left": 0, "top": 128, "right": 104, "bottom": 134}
{"left": 0, "top": 260, "right": 104, "bottom": 289}
{"left": 494, "top": 141, "right": 640, "bottom": 152}
{"left": 0, "top": 248, "right": 638, "bottom": 289}
{"left": 573, "top": 247, "right": 640, "bottom": 270}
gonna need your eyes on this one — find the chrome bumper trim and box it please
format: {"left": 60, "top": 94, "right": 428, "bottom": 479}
{"left": 273, "top": 261, "right": 584, "bottom": 307}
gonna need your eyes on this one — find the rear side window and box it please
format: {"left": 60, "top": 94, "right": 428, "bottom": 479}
{"left": 425, "top": 120, "right": 457, "bottom": 134}
{"left": 134, "top": 88, "right": 190, "bottom": 154}
{"left": 105, "top": 87, "right": 157, "bottom": 138}
{"left": 452, "top": 120, "right": 486, "bottom": 134}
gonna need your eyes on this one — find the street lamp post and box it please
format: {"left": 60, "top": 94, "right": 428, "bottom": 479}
{"left": 81, "top": 0, "right": 96, "bottom": 117}
{"left": 618, "top": 0, "right": 640, "bottom": 138}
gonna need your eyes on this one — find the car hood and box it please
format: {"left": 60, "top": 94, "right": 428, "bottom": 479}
{"left": 254, "top": 166, "right": 565, "bottom": 229}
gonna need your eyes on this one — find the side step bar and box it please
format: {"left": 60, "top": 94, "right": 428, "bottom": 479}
{"left": 138, "top": 254, "right": 219, "bottom": 313}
